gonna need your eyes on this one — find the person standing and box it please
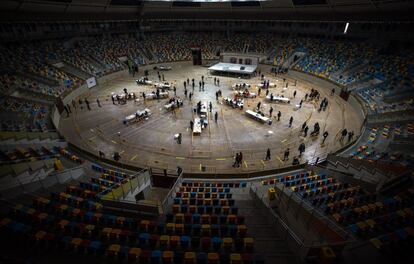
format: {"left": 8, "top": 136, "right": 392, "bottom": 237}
{"left": 209, "top": 102, "right": 212, "bottom": 113}
{"left": 299, "top": 99, "right": 303, "bottom": 108}
{"left": 189, "top": 92, "right": 193, "bottom": 101}
{"left": 265, "top": 148, "right": 271, "bottom": 161}
{"left": 215, "top": 112, "right": 218, "bottom": 123}
{"left": 258, "top": 88, "right": 261, "bottom": 96}
{"left": 266, "top": 89, "right": 269, "bottom": 96}
{"left": 72, "top": 99, "right": 76, "bottom": 110}
{"left": 96, "top": 98, "right": 101, "bottom": 107}
{"left": 111, "top": 96, "right": 115, "bottom": 105}
{"left": 233, "top": 153, "right": 239, "bottom": 167}
{"left": 239, "top": 152, "right": 243, "bottom": 167}
{"left": 298, "top": 143, "right": 305, "bottom": 157}
{"left": 283, "top": 148, "right": 290, "bottom": 161}
{"left": 85, "top": 98, "right": 91, "bottom": 110}
{"left": 173, "top": 86, "right": 176, "bottom": 95}
{"left": 269, "top": 107, "right": 273, "bottom": 117}
{"left": 340, "top": 128, "right": 348, "bottom": 142}
{"left": 177, "top": 133, "right": 182, "bottom": 144}
{"left": 322, "top": 131, "right": 329, "bottom": 144}
{"left": 348, "top": 131, "right": 354, "bottom": 142}
{"left": 277, "top": 111, "right": 281, "bottom": 121}
{"left": 301, "top": 121, "right": 307, "bottom": 132}
{"left": 304, "top": 126, "right": 309, "bottom": 137}
{"left": 293, "top": 90, "right": 297, "bottom": 98}
{"left": 289, "top": 116, "right": 293, "bottom": 127}
{"left": 217, "top": 78, "right": 220, "bottom": 86}
{"left": 64, "top": 105, "right": 69, "bottom": 117}
{"left": 190, "top": 120, "right": 194, "bottom": 131}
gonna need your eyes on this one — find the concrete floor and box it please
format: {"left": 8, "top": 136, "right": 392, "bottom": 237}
{"left": 59, "top": 61, "right": 364, "bottom": 174}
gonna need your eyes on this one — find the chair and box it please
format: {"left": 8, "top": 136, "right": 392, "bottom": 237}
{"left": 176, "top": 223, "right": 184, "bottom": 235}
{"left": 212, "top": 236, "right": 222, "bottom": 251}
{"left": 184, "top": 251, "right": 196, "bottom": 264}
{"left": 189, "top": 205, "right": 197, "bottom": 214}
{"left": 201, "top": 236, "right": 211, "bottom": 251}
{"left": 166, "top": 223, "right": 175, "bottom": 235}
{"left": 151, "top": 250, "right": 162, "bottom": 264}
{"left": 238, "top": 225, "right": 247, "bottom": 236}
{"left": 139, "top": 233, "right": 150, "bottom": 246}
{"left": 244, "top": 237, "right": 254, "bottom": 251}
{"left": 107, "top": 244, "right": 121, "bottom": 257}
{"left": 197, "top": 252, "right": 207, "bottom": 264}
{"left": 149, "top": 234, "right": 160, "bottom": 248}
{"left": 128, "top": 247, "right": 142, "bottom": 261}
{"left": 228, "top": 215, "right": 237, "bottom": 224}
{"left": 202, "top": 224, "right": 211, "bottom": 236}
{"left": 223, "top": 237, "right": 233, "bottom": 251}
{"left": 201, "top": 214, "right": 210, "bottom": 224}
{"left": 162, "top": 251, "right": 174, "bottom": 264}
{"left": 181, "top": 235, "right": 190, "bottom": 249}
{"left": 193, "top": 224, "right": 201, "bottom": 236}
{"left": 139, "top": 249, "right": 151, "bottom": 264}
{"left": 140, "top": 220, "right": 149, "bottom": 231}
{"left": 88, "top": 240, "right": 102, "bottom": 255}
{"left": 192, "top": 213, "right": 201, "bottom": 224}
{"left": 207, "top": 252, "right": 219, "bottom": 264}
{"left": 170, "top": 235, "right": 180, "bottom": 249}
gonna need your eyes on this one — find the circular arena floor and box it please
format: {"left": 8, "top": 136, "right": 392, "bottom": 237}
{"left": 58, "top": 62, "right": 365, "bottom": 174}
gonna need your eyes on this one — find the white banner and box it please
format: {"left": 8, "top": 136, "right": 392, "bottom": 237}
{"left": 86, "top": 77, "right": 97, "bottom": 88}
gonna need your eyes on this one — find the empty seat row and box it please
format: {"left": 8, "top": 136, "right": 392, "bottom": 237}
{"left": 173, "top": 198, "right": 235, "bottom": 207}
{"left": 182, "top": 182, "right": 247, "bottom": 188}
{"left": 91, "top": 163, "right": 127, "bottom": 178}
{"left": 172, "top": 204, "right": 238, "bottom": 215}
{"left": 179, "top": 187, "right": 232, "bottom": 194}
{"left": 167, "top": 213, "right": 245, "bottom": 225}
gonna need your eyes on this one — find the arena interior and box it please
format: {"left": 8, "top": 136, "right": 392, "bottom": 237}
{"left": 0, "top": 0, "right": 413, "bottom": 263}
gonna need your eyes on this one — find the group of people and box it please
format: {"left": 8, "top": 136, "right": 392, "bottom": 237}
{"left": 64, "top": 97, "right": 94, "bottom": 117}
{"left": 233, "top": 152, "right": 244, "bottom": 167}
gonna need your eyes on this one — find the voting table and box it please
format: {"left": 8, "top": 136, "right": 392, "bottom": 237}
{"left": 193, "top": 117, "right": 208, "bottom": 135}
{"left": 266, "top": 95, "right": 290, "bottom": 103}
{"left": 245, "top": 110, "right": 272, "bottom": 125}
{"left": 124, "top": 108, "right": 151, "bottom": 124}
{"left": 232, "top": 83, "right": 251, "bottom": 89}
{"left": 234, "top": 90, "right": 256, "bottom": 98}
{"left": 136, "top": 77, "right": 153, "bottom": 85}
{"left": 257, "top": 82, "right": 276, "bottom": 88}
{"left": 154, "top": 82, "right": 172, "bottom": 89}
{"left": 145, "top": 91, "right": 169, "bottom": 100}
{"left": 200, "top": 102, "right": 208, "bottom": 117}
{"left": 164, "top": 99, "right": 183, "bottom": 111}
{"left": 224, "top": 97, "right": 244, "bottom": 109}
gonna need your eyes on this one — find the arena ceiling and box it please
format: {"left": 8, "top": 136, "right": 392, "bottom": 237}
{"left": 0, "top": 0, "right": 413, "bottom": 21}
